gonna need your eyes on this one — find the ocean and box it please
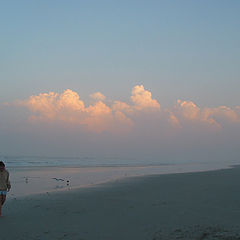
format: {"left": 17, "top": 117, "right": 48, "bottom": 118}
{"left": 2, "top": 155, "right": 173, "bottom": 168}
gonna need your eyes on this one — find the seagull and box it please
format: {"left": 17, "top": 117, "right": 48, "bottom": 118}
{"left": 52, "top": 178, "right": 64, "bottom": 181}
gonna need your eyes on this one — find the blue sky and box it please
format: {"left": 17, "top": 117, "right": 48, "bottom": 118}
{"left": 1, "top": 0, "right": 240, "bottom": 106}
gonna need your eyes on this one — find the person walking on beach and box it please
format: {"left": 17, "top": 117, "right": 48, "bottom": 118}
{"left": 0, "top": 161, "right": 11, "bottom": 216}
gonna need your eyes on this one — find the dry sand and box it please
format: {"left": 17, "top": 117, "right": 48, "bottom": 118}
{"left": 1, "top": 166, "right": 240, "bottom": 240}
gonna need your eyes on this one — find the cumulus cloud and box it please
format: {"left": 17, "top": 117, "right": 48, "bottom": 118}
{"left": 174, "top": 100, "right": 240, "bottom": 128}
{"left": 131, "top": 85, "right": 160, "bottom": 110}
{"left": 18, "top": 89, "right": 85, "bottom": 121}
{"left": 112, "top": 101, "right": 133, "bottom": 114}
{"left": 15, "top": 88, "right": 132, "bottom": 133}
{"left": 9, "top": 85, "right": 240, "bottom": 134}
{"left": 89, "top": 92, "right": 106, "bottom": 101}
{"left": 14, "top": 85, "right": 162, "bottom": 133}
{"left": 175, "top": 100, "right": 200, "bottom": 120}
{"left": 112, "top": 85, "right": 160, "bottom": 115}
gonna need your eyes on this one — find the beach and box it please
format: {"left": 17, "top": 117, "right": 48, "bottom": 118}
{"left": 6, "top": 162, "right": 232, "bottom": 198}
{"left": 1, "top": 166, "right": 240, "bottom": 239}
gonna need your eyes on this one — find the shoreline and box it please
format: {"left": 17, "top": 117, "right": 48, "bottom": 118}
{"left": 7, "top": 162, "right": 235, "bottom": 199}
{"left": 2, "top": 165, "right": 240, "bottom": 239}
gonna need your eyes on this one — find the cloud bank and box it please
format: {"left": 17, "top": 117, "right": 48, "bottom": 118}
{"left": 1, "top": 85, "right": 240, "bottom": 161}
{"left": 12, "top": 85, "right": 239, "bottom": 134}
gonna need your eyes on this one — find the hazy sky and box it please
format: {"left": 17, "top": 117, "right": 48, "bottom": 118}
{"left": 0, "top": 1, "right": 240, "bottom": 162}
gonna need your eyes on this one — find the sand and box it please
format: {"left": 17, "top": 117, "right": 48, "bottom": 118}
{"left": 1, "top": 166, "right": 240, "bottom": 240}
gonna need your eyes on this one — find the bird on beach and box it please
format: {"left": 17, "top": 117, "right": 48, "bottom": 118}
{"left": 52, "top": 178, "right": 64, "bottom": 181}
{"left": 24, "top": 177, "right": 29, "bottom": 183}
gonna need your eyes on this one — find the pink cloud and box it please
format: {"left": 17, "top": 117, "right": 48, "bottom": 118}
{"left": 17, "top": 88, "right": 135, "bottom": 133}
{"left": 175, "top": 100, "right": 200, "bottom": 120}
{"left": 9, "top": 86, "right": 240, "bottom": 134}
{"left": 131, "top": 85, "right": 160, "bottom": 110}
{"left": 89, "top": 92, "right": 106, "bottom": 101}
{"left": 174, "top": 100, "right": 239, "bottom": 128}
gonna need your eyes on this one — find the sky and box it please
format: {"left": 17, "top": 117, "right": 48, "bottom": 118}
{"left": 0, "top": 1, "right": 240, "bottom": 163}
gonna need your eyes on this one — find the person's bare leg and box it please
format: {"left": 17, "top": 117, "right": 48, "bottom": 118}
{"left": 0, "top": 195, "right": 2, "bottom": 216}
{"left": 1, "top": 195, "right": 6, "bottom": 205}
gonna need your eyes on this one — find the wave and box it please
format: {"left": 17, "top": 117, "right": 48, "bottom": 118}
{"left": 0, "top": 155, "right": 173, "bottom": 168}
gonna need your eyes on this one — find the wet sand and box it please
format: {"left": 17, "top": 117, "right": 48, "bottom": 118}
{"left": 1, "top": 166, "right": 240, "bottom": 239}
{"left": 7, "top": 162, "right": 231, "bottom": 198}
